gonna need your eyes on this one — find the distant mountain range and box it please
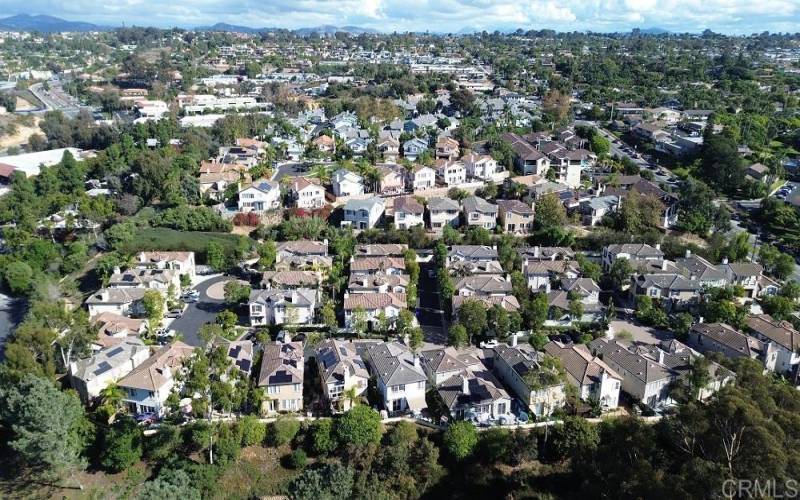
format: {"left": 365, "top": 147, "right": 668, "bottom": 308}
{"left": 0, "top": 14, "right": 105, "bottom": 32}
{"left": 196, "top": 22, "right": 378, "bottom": 36}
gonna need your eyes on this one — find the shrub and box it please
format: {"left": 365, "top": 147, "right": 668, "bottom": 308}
{"left": 286, "top": 449, "right": 308, "bottom": 469}
{"left": 335, "top": 405, "right": 382, "bottom": 447}
{"left": 308, "top": 419, "right": 336, "bottom": 455}
{"left": 443, "top": 421, "right": 478, "bottom": 461}
{"left": 237, "top": 415, "right": 266, "bottom": 446}
{"left": 101, "top": 415, "right": 143, "bottom": 473}
{"left": 270, "top": 417, "right": 301, "bottom": 447}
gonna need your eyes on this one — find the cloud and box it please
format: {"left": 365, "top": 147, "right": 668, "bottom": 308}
{"left": 0, "top": 0, "right": 797, "bottom": 33}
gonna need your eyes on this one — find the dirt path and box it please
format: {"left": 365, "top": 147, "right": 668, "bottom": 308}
{"left": 0, "top": 117, "right": 42, "bottom": 150}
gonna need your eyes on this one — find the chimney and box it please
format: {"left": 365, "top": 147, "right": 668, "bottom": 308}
{"left": 533, "top": 246, "right": 541, "bottom": 258}
{"left": 685, "top": 249, "right": 692, "bottom": 258}
{"left": 657, "top": 350, "right": 665, "bottom": 365}
{"left": 661, "top": 260, "right": 668, "bottom": 271}
{"left": 462, "top": 376, "right": 470, "bottom": 396}
{"left": 323, "top": 238, "right": 329, "bottom": 246}
{"left": 413, "top": 355, "right": 421, "bottom": 370}
{"left": 511, "top": 332, "right": 518, "bottom": 347}
{"left": 722, "top": 257, "right": 729, "bottom": 265}
{"left": 655, "top": 243, "right": 661, "bottom": 251}
{"left": 698, "top": 316, "right": 704, "bottom": 324}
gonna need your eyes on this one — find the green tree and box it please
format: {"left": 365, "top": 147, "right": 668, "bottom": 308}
{"left": 0, "top": 375, "right": 89, "bottom": 486}
{"left": 101, "top": 415, "right": 143, "bottom": 472}
{"left": 309, "top": 418, "right": 336, "bottom": 455}
{"left": 223, "top": 280, "right": 251, "bottom": 304}
{"left": 258, "top": 240, "right": 277, "bottom": 270}
{"left": 288, "top": 463, "right": 355, "bottom": 500}
{"left": 443, "top": 421, "right": 478, "bottom": 461}
{"left": 457, "top": 298, "right": 488, "bottom": 344}
{"left": 535, "top": 193, "right": 566, "bottom": 229}
{"left": 270, "top": 417, "right": 301, "bottom": 446}
{"left": 322, "top": 301, "right": 338, "bottom": 332}
{"left": 206, "top": 241, "right": 226, "bottom": 271}
{"left": 336, "top": 405, "right": 382, "bottom": 447}
{"left": 137, "top": 469, "right": 200, "bottom": 500}
{"left": 143, "top": 290, "right": 165, "bottom": 330}
{"left": 448, "top": 323, "right": 469, "bottom": 348}
{"left": 237, "top": 415, "right": 266, "bottom": 446}
{"left": 4, "top": 260, "right": 33, "bottom": 295}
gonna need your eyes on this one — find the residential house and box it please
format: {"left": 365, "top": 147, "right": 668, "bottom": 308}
{"left": 462, "top": 196, "right": 498, "bottom": 230}
{"left": 217, "top": 339, "right": 255, "bottom": 377}
{"left": 332, "top": 169, "right": 365, "bottom": 197}
{"left": 118, "top": 341, "right": 195, "bottom": 416}
{"left": 496, "top": 199, "right": 535, "bottom": 234}
{"left": 377, "top": 137, "right": 400, "bottom": 161}
{"left": 544, "top": 341, "right": 622, "bottom": 410}
{"left": 289, "top": 177, "right": 326, "bottom": 209}
{"left": 435, "top": 159, "right": 466, "bottom": 186}
{"left": 675, "top": 251, "right": 728, "bottom": 289}
{"left": 108, "top": 268, "right": 180, "bottom": 291}
{"left": 589, "top": 338, "right": 677, "bottom": 409}
{"left": 258, "top": 341, "right": 304, "bottom": 414}
{"left": 393, "top": 196, "right": 425, "bottom": 230}
{"left": 363, "top": 341, "right": 427, "bottom": 415}
{"left": 524, "top": 260, "right": 580, "bottom": 293}
{"left": 454, "top": 274, "right": 513, "bottom": 297}
{"left": 91, "top": 313, "right": 147, "bottom": 349}
{"left": 449, "top": 260, "right": 505, "bottom": 277}
{"left": 353, "top": 244, "right": 408, "bottom": 258}
{"left": 601, "top": 177, "right": 679, "bottom": 228}
{"left": 436, "top": 368, "right": 512, "bottom": 422}
{"left": 519, "top": 246, "right": 575, "bottom": 262}
{"left": 238, "top": 181, "right": 281, "bottom": 212}
{"left": 602, "top": 243, "right": 664, "bottom": 271}
{"left": 86, "top": 287, "right": 146, "bottom": 318}
{"left": 315, "top": 339, "right": 370, "bottom": 411}
{"left": 376, "top": 164, "right": 404, "bottom": 195}
{"left": 447, "top": 245, "right": 498, "bottom": 266}
{"left": 688, "top": 322, "right": 778, "bottom": 372}
{"left": 261, "top": 271, "right": 321, "bottom": 290}
{"left": 720, "top": 260, "right": 763, "bottom": 298}
{"left": 427, "top": 196, "right": 461, "bottom": 232}
{"left": 276, "top": 240, "right": 328, "bottom": 261}
{"left": 503, "top": 133, "right": 550, "bottom": 175}
{"left": 419, "top": 347, "right": 483, "bottom": 386}
{"left": 350, "top": 257, "right": 406, "bottom": 276}
{"left": 403, "top": 137, "right": 428, "bottom": 161}
{"left": 69, "top": 339, "right": 151, "bottom": 403}
{"left": 275, "top": 255, "right": 333, "bottom": 272}
{"left": 348, "top": 273, "right": 409, "bottom": 294}
{"left": 745, "top": 163, "right": 774, "bottom": 184}
{"left": 631, "top": 273, "right": 702, "bottom": 310}
{"left": 491, "top": 344, "right": 567, "bottom": 417}
{"left": 135, "top": 251, "right": 196, "bottom": 279}
{"left": 463, "top": 153, "right": 501, "bottom": 181}
{"left": 199, "top": 170, "right": 240, "bottom": 201}
{"left": 580, "top": 195, "right": 620, "bottom": 226}
{"left": 248, "top": 288, "right": 317, "bottom": 326}
{"left": 746, "top": 315, "right": 800, "bottom": 379}
{"left": 546, "top": 278, "right": 604, "bottom": 325}
{"left": 312, "top": 134, "right": 335, "bottom": 153}
{"left": 345, "top": 137, "right": 369, "bottom": 156}
{"left": 343, "top": 293, "right": 407, "bottom": 329}
{"left": 342, "top": 197, "right": 385, "bottom": 230}
{"left": 435, "top": 136, "right": 460, "bottom": 160}
{"left": 452, "top": 294, "right": 520, "bottom": 315}
{"left": 406, "top": 164, "right": 436, "bottom": 191}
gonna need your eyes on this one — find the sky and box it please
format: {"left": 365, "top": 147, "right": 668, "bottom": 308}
{"left": 1, "top": 0, "right": 799, "bottom": 35}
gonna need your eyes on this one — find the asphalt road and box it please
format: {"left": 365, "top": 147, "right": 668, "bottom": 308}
{"left": 417, "top": 261, "right": 446, "bottom": 345}
{"left": 168, "top": 275, "right": 230, "bottom": 346}
{"left": 587, "top": 122, "right": 676, "bottom": 185}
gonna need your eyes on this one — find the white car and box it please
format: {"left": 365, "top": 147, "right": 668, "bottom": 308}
{"left": 479, "top": 339, "right": 499, "bottom": 348}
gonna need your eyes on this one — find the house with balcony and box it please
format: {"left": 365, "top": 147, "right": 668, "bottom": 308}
{"left": 544, "top": 341, "right": 622, "bottom": 410}
{"left": 435, "top": 159, "right": 466, "bottom": 186}
{"left": 435, "top": 136, "right": 460, "bottom": 160}
{"left": 376, "top": 164, "right": 405, "bottom": 195}
{"left": 135, "top": 251, "right": 196, "bottom": 279}
{"left": 402, "top": 137, "right": 428, "bottom": 161}
{"left": 315, "top": 339, "right": 370, "bottom": 411}
{"left": 343, "top": 293, "right": 407, "bottom": 329}
{"left": 248, "top": 288, "right": 317, "bottom": 326}
{"left": 745, "top": 315, "right": 800, "bottom": 380}
{"left": 463, "top": 153, "right": 501, "bottom": 181}
{"left": 688, "top": 322, "right": 778, "bottom": 372}
{"left": 258, "top": 341, "right": 304, "bottom": 414}
{"left": 496, "top": 199, "right": 535, "bottom": 234}
{"left": 377, "top": 137, "right": 400, "bottom": 161}
{"left": 288, "top": 177, "right": 326, "bottom": 209}
{"left": 238, "top": 181, "right": 281, "bottom": 213}
{"left": 69, "top": 339, "right": 151, "bottom": 403}
{"left": 117, "top": 341, "right": 195, "bottom": 416}
{"left": 332, "top": 169, "right": 365, "bottom": 197}
{"left": 491, "top": 344, "right": 567, "bottom": 417}
{"left": 363, "top": 341, "right": 427, "bottom": 415}
{"left": 406, "top": 164, "right": 436, "bottom": 191}
{"left": 720, "top": 260, "right": 763, "bottom": 298}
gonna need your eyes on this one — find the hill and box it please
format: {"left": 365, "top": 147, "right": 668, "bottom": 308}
{"left": 0, "top": 14, "right": 104, "bottom": 32}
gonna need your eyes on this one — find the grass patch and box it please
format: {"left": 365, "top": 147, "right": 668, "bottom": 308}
{"left": 122, "top": 227, "right": 244, "bottom": 263}
{"left": 213, "top": 445, "right": 301, "bottom": 499}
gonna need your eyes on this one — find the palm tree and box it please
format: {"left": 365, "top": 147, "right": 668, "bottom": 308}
{"left": 98, "top": 383, "right": 126, "bottom": 423}
{"left": 343, "top": 386, "right": 359, "bottom": 410}
{"left": 311, "top": 164, "right": 332, "bottom": 185}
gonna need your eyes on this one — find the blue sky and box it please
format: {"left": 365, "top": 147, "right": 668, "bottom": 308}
{"left": 1, "top": 0, "right": 799, "bottom": 34}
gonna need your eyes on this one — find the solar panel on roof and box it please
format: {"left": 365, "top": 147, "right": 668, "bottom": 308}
{"left": 94, "top": 361, "right": 113, "bottom": 375}
{"left": 269, "top": 371, "right": 294, "bottom": 384}
{"left": 239, "top": 360, "right": 251, "bottom": 373}
{"left": 107, "top": 347, "right": 124, "bottom": 357}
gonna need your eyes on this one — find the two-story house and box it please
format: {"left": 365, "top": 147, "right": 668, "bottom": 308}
{"left": 402, "top": 137, "right": 429, "bottom": 161}
{"left": 427, "top": 196, "right": 461, "bottom": 232}
{"left": 289, "top": 177, "right": 326, "bottom": 209}
{"left": 435, "top": 136, "right": 460, "bottom": 160}
{"left": 462, "top": 196, "right": 498, "bottom": 230}
{"left": 406, "top": 164, "right": 436, "bottom": 191}
{"left": 332, "top": 169, "right": 365, "bottom": 197}
{"left": 496, "top": 199, "right": 535, "bottom": 234}
{"left": 688, "top": 322, "right": 778, "bottom": 372}
{"left": 463, "top": 153, "right": 501, "bottom": 181}
{"left": 343, "top": 292, "right": 407, "bottom": 329}
{"left": 69, "top": 339, "right": 151, "bottom": 403}
{"left": 492, "top": 344, "right": 567, "bottom": 417}
{"left": 248, "top": 288, "right": 317, "bottom": 326}
{"left": 135, "top": 251, "right": 196, "bottom": 280}
{"left": 117, "top": 341, "right": 195, "bottom": 416}
{"left": 544, "top": 341, "right": 622, "bottom": 410}
{"left": 435, "top": 159, "right": 466, "bottom": 186}
{"left": 238, "top": 181, "right": 281, "bottom": 212}
{"left": 258, "top": 341, "right": 304, "bottom": 414}
{"left": 720, "top": 260, "right": 763, "bottom": 298}
{"left": 376, "top": 164, "right": 405, "bottom": 195}
{"left": 393, "top": 196, "right": 425, "bottom": 230}
{"left": 86, "top": 287, "right": 146, "bottom": 318}
{"left": 377, "top": 137, "right": 400, "bottom": 162}
{"left": 746, "top": 315, "right": 800, "bottom": 379}
{"left": 315, "top": 339, "right": 369, "bottom": 411}
{"left": 363, "top": 341, "right": 427, "bottom": 415}
{"left": 342, "top": 197, "right": 385, "bottom": 230}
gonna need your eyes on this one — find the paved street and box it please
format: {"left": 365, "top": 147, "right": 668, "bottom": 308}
{"left": 168, "top": 275, "right": 231, "bottom": 346}
{"left": 417, "top": 261, "right": 447, "bottom": 345}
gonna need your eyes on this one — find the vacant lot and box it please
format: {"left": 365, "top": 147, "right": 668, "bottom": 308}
{"left": 122, "top": 227, "right": 244, "bottom": 263}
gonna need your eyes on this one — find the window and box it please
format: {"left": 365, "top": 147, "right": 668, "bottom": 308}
{"left": 293, "top": 384, "right": 301, "bottom": 392}
{"left": 267, "top": 386, "right": 279, "bottom": 394}
{"left": 417, "top": 381, "right": 424, "bottom": 389}
{"left": 397, "top": 384, "right": 405, "bottom": 392}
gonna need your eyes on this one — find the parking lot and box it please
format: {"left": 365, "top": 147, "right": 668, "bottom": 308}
{"left": 775, "top": 181, "right": 800, "bottom": 207}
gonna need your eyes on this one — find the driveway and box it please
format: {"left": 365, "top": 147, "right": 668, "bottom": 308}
{"left": 169, "top": 275, "right": 232, "bottom": 346}
{"left": 609, "top": 319, "right": 673, "bottom": 346}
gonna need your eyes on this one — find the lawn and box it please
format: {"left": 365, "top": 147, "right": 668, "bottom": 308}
{"left": 122, "top": 228, "right": 245, "bottom": 263}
